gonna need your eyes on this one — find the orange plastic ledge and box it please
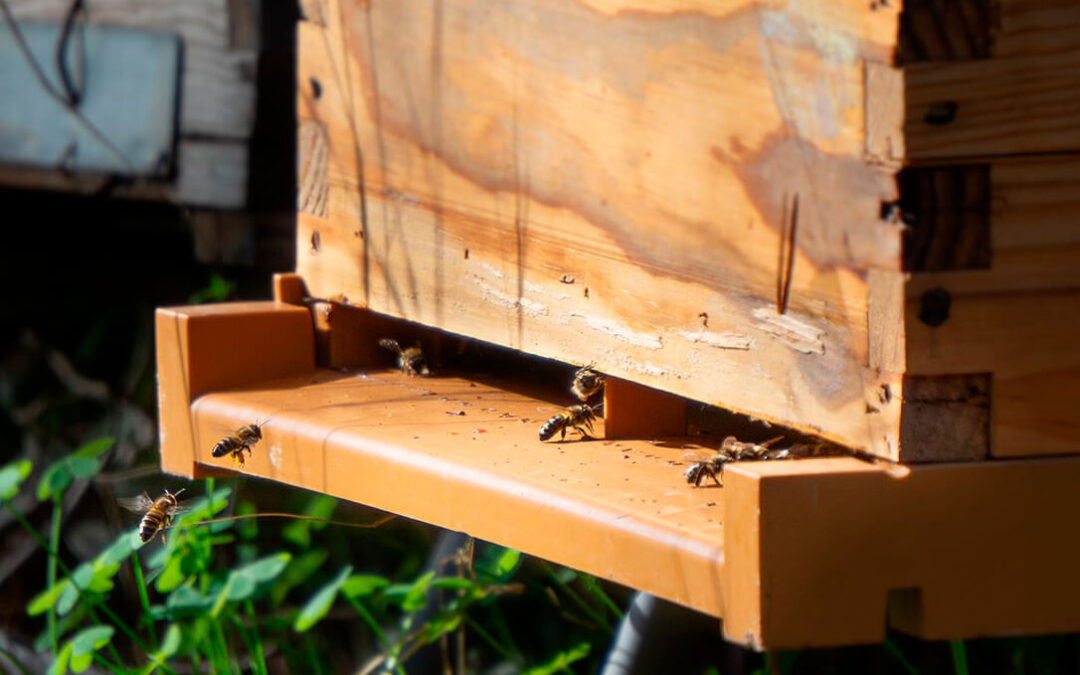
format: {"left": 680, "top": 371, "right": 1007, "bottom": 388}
{"left": 155, "top": 301, "right": 1080, "bottom": 649}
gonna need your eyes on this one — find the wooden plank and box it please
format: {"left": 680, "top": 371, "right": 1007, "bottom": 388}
{"left": 296, "top": 0, "right": 904, "bottom": 457}
{"left": 0, "top": 138, "right": 247, "bottom": 209}
{"left": 7, "top": 0, "right": 257, "bottom": 140}
{"left": 902, "top": 50, "right": 1080, "bottom": 160}
{"left": 993, "top": 0, "right": 1080, "bottom": 59}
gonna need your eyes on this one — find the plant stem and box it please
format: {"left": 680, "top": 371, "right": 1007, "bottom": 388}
{"left": 883, "top": 637, "right": 920, "bottom": 675}
{"left": 463, "top": 616, "right": 517, "bottom": 663}
{"left": 212, "top": 617, "right": 234, "bottom": 675}
{"left": 542, "top": 564, "right": 611, "bottom": 633}
{"left": 48, "top": 495, "right": 62, "bottom": 652}
{"left": 951, "top": 640, "right": 970, "bottom": 675}
{"left": 0, "top": 502, "right": 176, "bottom": 675}
{"left": 344, "top": 596, "right": 406, "bottom": 675}
{"left": 244, "top": 600, "right": 268, "bottom": 675}
{"left": 93, "top": 652, "right": 130, "bottom": 675}
{"left": 131, "top": 551, "right": 157, "bottom": 649}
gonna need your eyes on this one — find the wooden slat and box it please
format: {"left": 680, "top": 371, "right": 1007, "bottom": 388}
{"left": 902, "top": 50, "right": 1080, "bottom": 160}
{"left": 296, "top": 0, "right": 904, "bottom": 458}
{"left": 0, "top": 138, "right": 248, "bottom": 209}
{"left": 993, "top": 0, "right": 1080, "bottom": 59}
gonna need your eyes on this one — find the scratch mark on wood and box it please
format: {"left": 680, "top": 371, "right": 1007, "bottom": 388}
{"left": 751, "top": 307, "right": 824, "bottom": 355}
{"left": 474, "top": 280, "right": 548, "bottom": 317}
{"left": 677, "top": 330, "right": 752, "bottom": 351}
{"left": 569, "top": 313, "right": 662, "bottom": 349}
{"left": 776, "top": 192, "right": 799, "bottom": 314}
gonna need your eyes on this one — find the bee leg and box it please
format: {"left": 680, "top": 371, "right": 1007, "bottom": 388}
{"left": 576, "top": 425, "right": 594, "bottom": 440}
{"left": 559, "top": 426, "right": 567, "bottom": 441}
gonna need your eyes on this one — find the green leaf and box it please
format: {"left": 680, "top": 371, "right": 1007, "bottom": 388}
{"left": 57, "top": 579, "right": 81, "bottom": 615}
{"left": 66, "top": 457, "right": 100, "bottom": 480}
{"left": 47, "top": 642, "right": 73, "bottom": 675}
{"left": 237, "top": 552, "right": 291, "bottom": 583}
{"left": 153, "top": 623, "right": 182, "bottom": 660}
{"left": 71, "top": 625, "right": 114, "bottom": 656}
{"left": 341, "top": 574, "right": 389, "bottom": 599}
{"left": 492, "top": 547, "right": 521, "bottom": 579}
{"left": 294, "top": 565, "right": 352, "bottom": 633}
{"left": 226, "top": 573, "right": 257, "bottom": 601}
{"left": 523, "top": 642, "right": 591, "bottom": 675}
{"left": 165, "top": 586, "right": 213, "bottom": 617}
{"left": 420, "top": 611, "right": 462, "bottom": 642}
{"left": 430, "top": 577, "right": 475, "bottom": 592}
{"left": 98, "top": 530, "right": 141, "bottom": 566}
{"left": 0, "top": 459, "right": 32, "bottom": 500}
{"left": 271, "top": 548, "right": 327, "bottom": 605}
{"left": 402, "top": 571, "right": 435, "bottom": 612}
{"left": 27, "top": 580, "right": 69, "bottom": 616}
{"left": 69, "top": 652, "right": 93, "bottom": 674}
{"left": 71, "top": 438, "right": 114, "bottom": 461}
{"left": 281, "top": 520, "right": 311, "bottom": 548}
{"left": 37, "top": 461, "right": 72, "bottom": 501}
{"left": 155, "top": 556, "right": 187, "bottom": 593}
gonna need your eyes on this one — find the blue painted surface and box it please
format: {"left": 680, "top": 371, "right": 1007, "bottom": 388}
{"left": 0, "top": 20, "right": 180, "bottom": 175}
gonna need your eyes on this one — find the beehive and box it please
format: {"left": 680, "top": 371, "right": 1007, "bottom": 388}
{"left": 157, "top": 0, "right": 1080, "bottom": 649}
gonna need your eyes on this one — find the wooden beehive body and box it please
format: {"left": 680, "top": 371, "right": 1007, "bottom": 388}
{"left": 156, "top": 0, "right": 1080, "bottom": 650}
{"left": 295, "top": 0, "right": 1080, "bottom": 462}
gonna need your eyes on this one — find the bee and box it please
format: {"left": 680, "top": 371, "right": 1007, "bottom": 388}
{"left": 684, "top": 436, "right": 786, "bottom": 487}
{"left": 570, "top": 363, "right": 604, "bottom": 402}
{"left": 539, "top": 404, "right": 599, "bottom": 442}
{"left": 118, "top": 489, "right": 186, "bottom": 543}
{"left": 211, "top": 422, "right": 265, "bottom": 467}
{"left": 379, "top": 338, "right": 430, "bottom": 376}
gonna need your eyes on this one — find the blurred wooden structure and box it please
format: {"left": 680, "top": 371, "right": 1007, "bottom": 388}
{"left": 0, "top": 0, "right": 259, "bottom": 208}
{"left": 156, "top": 0, "right": 1080, "bottom": 650}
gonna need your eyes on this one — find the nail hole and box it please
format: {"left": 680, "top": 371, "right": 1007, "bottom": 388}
{"left": 924, "top": 101, "right": 958, "bottom": 126}
{"left": 464, "top": 248, "right": 469, "bottom": 259}
{"left": 310, "top": 77, "right": 322, "bottom": 99}
{"left": 918, "top": 287, "right": 951, "bottom": 326}
{"left": 310, "top": 230, "right": 321, "bottom": 252}
{"left": 583, "top": 287, "right": 590, "bottom": 299}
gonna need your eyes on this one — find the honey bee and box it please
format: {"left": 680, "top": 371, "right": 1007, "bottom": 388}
{"left": 379, "top": 338, "right": 430, "bottom": 376}
{"left": 211, "top": 422, "right": 265, "bottom": 467}
{"left": 570, "top": 363, "right": 604, "bottom": 402}
{"left": 118, "top": 489, "right": 186, "bottom": 543}
{"left": 684, "top": 436, "right": 786, "bottom": 487}
{"left": 539, "top": 404, "right": 599, "bottom": 442}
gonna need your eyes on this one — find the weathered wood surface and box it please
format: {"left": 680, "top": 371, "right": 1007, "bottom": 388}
{"left": 3, "top": 0, "right": 257, "bottom": 207}
{"left": 296, "top": 0, "right": 905, "bottom": 458}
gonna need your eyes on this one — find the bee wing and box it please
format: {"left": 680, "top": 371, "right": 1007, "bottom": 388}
{"left": 117, "top": 493, "right": 154, "bottom": 514}
{"left": 680, "top": 449, "right": 717, "bottom": 463}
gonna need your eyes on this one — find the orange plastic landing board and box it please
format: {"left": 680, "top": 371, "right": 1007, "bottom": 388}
{"left": 190, "top": 369, "right": 727, "bottom": 617}
{"left": 156, "top": 302, "right": 1080, "bottom": 649}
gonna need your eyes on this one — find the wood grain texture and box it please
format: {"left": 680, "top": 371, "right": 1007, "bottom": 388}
{"left": 903, "top": 50, "right": 1080, "bottom": 160}
{"left": 297, "top": 0, "right": 903, "bottom": 457}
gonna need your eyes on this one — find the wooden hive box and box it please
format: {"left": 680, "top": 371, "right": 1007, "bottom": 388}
{"left": 156, "top": 0, "right": 1080, "bottom": 650}
{"left": 293, "top": 0, "right": 1080, "bottom": 463}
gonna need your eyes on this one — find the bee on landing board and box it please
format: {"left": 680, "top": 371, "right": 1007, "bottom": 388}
{"left": 539, "top": 404, "right": 599, "bottom": 442}
{"left": 379, "top": 338, "right": 430, "bottom": 377}
{"left": 118, "top": 489, "right": 186, "bottom": 543}
{"left": 684, "top": 436, "right": 787, "bottom": 487}
{"left": 570, "top": 363, "right": 604, "bottom": 402}
{"left": 211, "top": 422, "right": 265, "bottom": 467}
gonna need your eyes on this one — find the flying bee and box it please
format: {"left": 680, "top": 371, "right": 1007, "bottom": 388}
{"left": 379, "top": 338, "right": 430, "bottom": 376}
{"left": 570, "top": 363, "right": 604, "bottom": 402}
{"left": 118, "top": 488, "right": 186, "bottom": 544}
{"left": 211, "top": 421, "right": 266, "bottom": 467}
{"left": 539, "top": 404, "right": 599, "bottom": 442}
{"left": 684, "top": 436, "right": 786, "bottom": 487}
